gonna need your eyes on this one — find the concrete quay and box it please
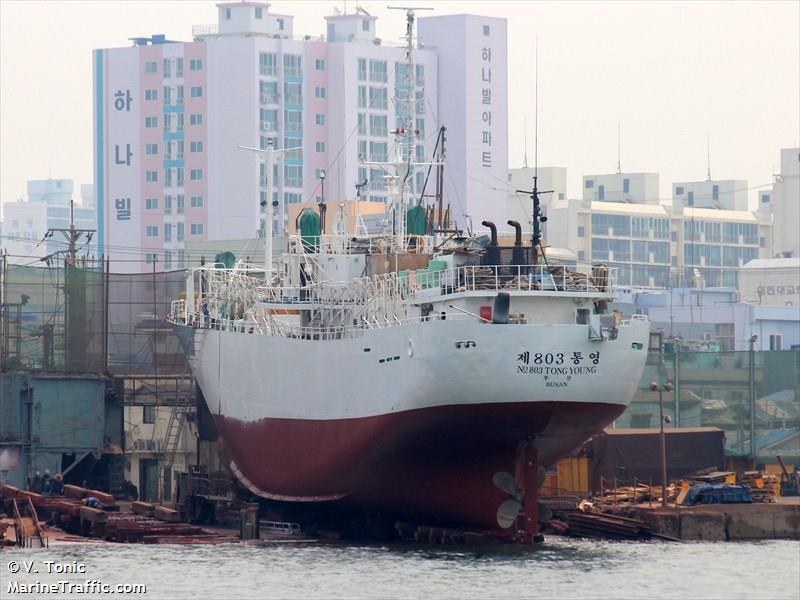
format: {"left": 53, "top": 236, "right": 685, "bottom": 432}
{"left": 616, "top": 498, "right": 800, "bottom": 541}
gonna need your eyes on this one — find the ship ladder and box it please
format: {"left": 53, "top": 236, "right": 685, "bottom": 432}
{"left": 158, "top": 406, "right": 189, "bottom": 503}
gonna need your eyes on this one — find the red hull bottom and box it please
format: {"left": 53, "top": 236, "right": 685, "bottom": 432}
{"left": 214, "top": 401, "right": 625, "bottom": 532}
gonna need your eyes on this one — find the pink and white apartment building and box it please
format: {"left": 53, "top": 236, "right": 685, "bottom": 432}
{"left": 93, "top": 1, "right": 508, "bottom": 272}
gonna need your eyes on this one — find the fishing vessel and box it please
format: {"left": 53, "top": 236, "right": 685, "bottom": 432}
{"left": 168, "top": 9, "right": 650, "bottom": 541}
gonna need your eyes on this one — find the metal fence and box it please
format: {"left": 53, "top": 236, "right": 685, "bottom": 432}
{"left": 618, "top": 349, "right": 800, "bottom": 461}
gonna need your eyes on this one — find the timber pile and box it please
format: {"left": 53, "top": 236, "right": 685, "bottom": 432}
{"left": 557, "top": 510, "right": 678, "bottom": 541}
{"left": 0, "top": 485, "right": 237, "bottom": 545}
{"left": 596, "top": 483, "right": 677, "bottom": 506}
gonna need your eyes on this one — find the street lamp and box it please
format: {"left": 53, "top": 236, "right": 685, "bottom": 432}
{"left": 650, "top": 380, "right": 674, "bottom": 507}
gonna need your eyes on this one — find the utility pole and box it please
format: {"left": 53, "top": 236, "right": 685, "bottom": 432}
{"left": 651, "top": 380, "right": 674, "bottom": 507}
{"left": 44, "top": 200, "right": 95, "bottom": 265}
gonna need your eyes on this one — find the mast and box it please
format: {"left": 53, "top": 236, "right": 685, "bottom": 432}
{"left": 514, "top": 36, "right": 551, "bottom": 266}
{"left": 386, "top": 6, "right": 433, "bottom": 249}
{"left": 238, "top": 143, "right": 296, "bottom": 279}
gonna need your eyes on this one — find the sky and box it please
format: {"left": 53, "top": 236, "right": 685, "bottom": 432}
{"left": 0, "top": 0, "right": 798, "bottom": 210}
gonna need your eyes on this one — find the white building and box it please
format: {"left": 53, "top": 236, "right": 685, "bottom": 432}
{"left": 672, "top": 179, "right": 748, "bottom": 211}
{"left": 543, "top": 168, "right": 772, "bottom": 288}
{"left": 739, "top": 257, "right": 800, "bottom": 307}
{"left": 1, "top": 179, "right": 97, "bottom": 264}
{"left": 759, "top": 148, "right": 800, "bottom": 258}
{"left": 94, "top": 2, "right": 508, "bottom": 272}
{"left": 581, "top": 172, "right": 660, "bottom": 204}
{"left": 418, "top": 15, "right": 509, "bottom": 230}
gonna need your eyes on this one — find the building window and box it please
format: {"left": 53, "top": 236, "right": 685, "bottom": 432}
{"left": 146, "top": 171, "right": 158, "bottom": 182}
{"left": 483, "top": 25, "right": 490, "bottom": 35}
{"left": 315, "top": 58, "right": 325, "bottom": 71}
{"left": 145, "top": 197, "right": 159, "bottom": 210}
{"left": 260, "top": 80, "right": 278, "bottom": 104}
{"left": 358, "top": 86, "right": 366, "bottom": 108}
{"left": 284, "top": 109, "right": 302, "bottom": 132}
{"left": 143, "top": 405, "right": 156, "bottom": 423}
{"left": 369, "top": 141, "right": 388, "bottom": 162}
{"left": 369, "top": 114, "right": 387, "bottom": 137}
{"left": 164, "top": 250, "right": 173, "bottom": 268}
{"left": 585, "top": 179, "right": 594, "bottom": 189}
{"left": 284, "top": 165, "right": 303, "bottom": 188}
{"left": 712, "top": 184, "right": 719, "bottom": 201}
{"left": 177, "top": 195, "right": 185, "bottom": 214}
{"left": 369, "top": 60, "right": 387, "bottom": 83}
{"left": 164, "top": 223, "right": 172, "bottom": 242}
{"left": 315, "top": 113, "right": 325, "bottom": 125}
{"left": 761, "top": 194, "right": 771, "bottom": 203}
{"left": 284, "top": 82, "right": 302, "bottom": 105}
{"left": 145, "top": 143, "right": 159, "bottom": 155}
{"left": 687, "top": 191, "right": 694, "bottom": 206}
{"left": 358, "top": 113, "right": 366, "bottom": 135}
{"left": 225, "top": 8, "right": 231, "bottom": 19}
{"left": 315, "top": 86, "right": 326, "bottom": 98}
{"left": 146, "top": 225, "right": 159, "bottom": 237}
{"left": 191, "top": 223, "right": 204, "bottom": 235}
{"left": 283, "top": 54, "right": 302, "bottom": 78}
{"left": 145, "top": 61, "right": 157, "bottom": 74}
{"left": 145, "top": 116, "right": 158, "bottom": 128}
{"left": 769, "top": 334, "right": 782, "bottom": 351}
{"left": 277, "top": 18, "right": 284, "bottom": 30}
{"left": 255, "top": 6, "right": 263, "bottom": 18}
{"left": 362, "top": 19, "right": 370, "bottom": 31}
{"left": 357, "top": 139, "right": 367, "bottom": 160}
{"left": 676, "top": 186, "right": 684, "bottom": 195}
{"left": 190, "top": 195, "right": 204, "bottom": 208}
{"left": 190, "top": 86, "right": 203, "bottom": 98}
{"left": 598, "top": 185, "right": 605, "bottom": 200}
{"left": 164, "top": 195, "right": 172, "bottom": 214}
{"left": 623, "top": 178, "right": 630, "bottom": 194}
{"left": 315, "top": 141, "right": 326, "bottom": 152}
{"left": 577, "top": 226, "right": 585, "bottom": 238}
{"left": 357, "top": 58, "right": 367, "bottom": 81}
{"left": 190, "top": 141, "right": 203, "bottom": 153}
{"left": 190, "top": 168, "right": 204, "bottom": 180}
{"left": 578, "top": 250, "right": 585, "bottom": 261}
{"left": 259, "top": 53, "right": 277, "bottom": 76}
{"left": 177, "top": 222, "right": 185, "bottom": 240}
{"left": 163, "top": 59, "right": 172, "bottom": 78}
{"left": 145, "top": 89, "right": 158, "bottom": 101}
{"left": 190, "top": 58, "right": 203, "bottom": 71}
{"left": 369, "top": 87, "right": 387, "bottom": 110}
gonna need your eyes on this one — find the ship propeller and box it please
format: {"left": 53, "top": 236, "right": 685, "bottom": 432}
{"left": 492, "top": 469, "right": 552, "bottom": 529}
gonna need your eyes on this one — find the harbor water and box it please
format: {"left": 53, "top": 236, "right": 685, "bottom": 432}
{"left": 4, "top": 538, "right": 799, "bottom": 599}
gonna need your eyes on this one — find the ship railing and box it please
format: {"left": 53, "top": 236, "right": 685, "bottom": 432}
{"left": 183, "top": 311, "right": 474, "bottom": 339}
{"left": 401, "top": 263, "right": 616, "bottom": 297}
{"left": 288, "top": 233, "right": 435, "bottom": 256}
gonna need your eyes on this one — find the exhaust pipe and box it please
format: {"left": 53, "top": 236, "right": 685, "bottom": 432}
{"left": 507, "top": 220, "right": 522, "bottom": 246}
{"left": 482, "top": 221, "right": 498, "bottom": 245}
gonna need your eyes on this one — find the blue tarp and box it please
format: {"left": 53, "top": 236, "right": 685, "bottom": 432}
{"left": 683, "top": 483, "right": 753, "bottom": 506}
